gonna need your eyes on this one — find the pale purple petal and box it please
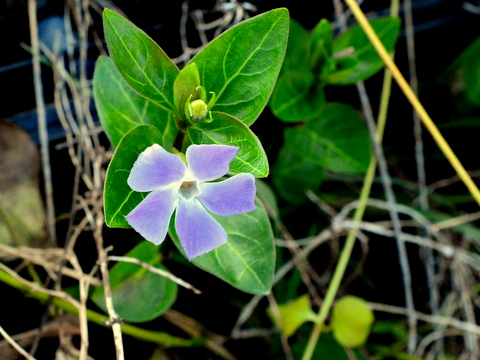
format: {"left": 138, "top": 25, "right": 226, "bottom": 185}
{"left": 185, "top": 144, "right": 238, "bottom": 181}
{"left": 175, "top": 198, "right": 227, "bottom": 260}
{"left": 128, "top": 144, "right": 186, "bottom": 192}
{"left": 197, "top": 173, "right": 256, "bottom": 216}
{"left": 126, "top": 188, "right": 178, "bottom": 245}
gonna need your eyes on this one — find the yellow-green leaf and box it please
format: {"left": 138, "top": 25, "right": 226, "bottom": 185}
{"left": 330, "top": 296, "right": 374, "bottom": 347}
{"left": 269, "top": 294, "right": 316, "bottom": 337}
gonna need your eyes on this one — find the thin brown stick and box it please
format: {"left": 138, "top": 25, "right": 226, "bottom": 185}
{"left": 27, "top": 0, "right": 56, "bottom": 245}
{"left": 107, "top": 255, "right": 201, "bottom": 294}
{"left": 95, "top": 215, "right": 125, "bottom": 360}
{"left": 0, "top": 326, "right": 37, "bottom": 360}
{"left": 369, "top": 302, "right": 480, "bottom": 335}
{"left": 267, "top": 293, "right": 293, "bottom": 360}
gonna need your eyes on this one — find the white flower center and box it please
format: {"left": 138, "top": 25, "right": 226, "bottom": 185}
{"left": 178, "top": 181, "right": 200, "bottom": 200}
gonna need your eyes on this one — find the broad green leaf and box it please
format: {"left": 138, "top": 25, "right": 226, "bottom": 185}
{"left": 325, "top": 17, "right": 400, "bottom": 84}
{"left": 174, "top": 62, "right": 201, "bottom": 119}
{"left": 270, "top": 19, "right": 325, "bottom": 122}
{"left": 91, "top": 241, "right": 177, "bottom": 323}
{"left": 268, "top": 294, "right": 316, "bottom": 337}
{"left": 103, "top": 9, "right": 179, "bottom": 112}
{"left": 273, "top": 102, "right": 370, "bottom": 202}
{"left": 190, "top": 8, "right": 289, "bottom": 126}
{"left": 272, "top": 144, "right": 325, "bottom": 203}
{"left": 331, "top": 296, "right": 374, "bottom": 347}
{"left": 464, "top": 51, "right": 480, "bottom": 107}
{"left": 188, "top": 112, "right": 269, "bottom": 177}
{"left": 282, "top": 20, "right": 311, "bottom": 74}
{"left": 309, "top": 19, "right": 333, "bottom": 72}
{"left": 169, "top": 199, "right": 275, "bottom": 295}
{"left": 93, "top": 56, "right": 177, "bottom": 149}
{"left": 321, "top": 56, "right": 360, "bottom": 85}
{"left": 269, "top": 74, "right": 326, "bottom": 122}
{"left": 104, "top": 125, "right": 165, "bottom": 228}
{"left": 442, "top": 34, "right": 480, "bottom": 106}
{"left": 295, "top": 102, "right": 371, "bottom": 173}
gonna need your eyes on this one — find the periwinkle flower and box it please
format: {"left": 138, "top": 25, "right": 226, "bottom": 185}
{"left": 125, "top": 144, "right": 256, "bottom": 259}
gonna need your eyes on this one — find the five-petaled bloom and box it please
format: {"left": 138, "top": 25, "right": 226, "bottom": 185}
{"left": 125, "top": 144, "right": 256, "bottom": 260}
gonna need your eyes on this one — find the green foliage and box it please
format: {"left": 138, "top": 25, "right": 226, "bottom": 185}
{"left": 188, "top": 112, "right": 269, "bottom": 177}
{"left": 93, "top": 56, "right": 177, "bottom": 149}
{"left": 330, "top": 296, "right": 374, "bottom": 347}
{"left": 270, "top": 16, "right": 400, "bottom": 122}
{"left": 324, "top": 17, "right": 401, "bottom": 84}
{"left": 103, "top": 9, "right": 179, "bottom": 112}
{"left": 268, "top": 294, "right": 316, "bottom": 337}
{"left": 97, "top": 8, "right": 288, "bottom": 297}
{"left": 273, "top": 102, "right": 371, "bottom": 202}
{"left": 173, "top": 62, "right": 201, "bottom": 120}
{"left": 103, "top": 125, "right": 165, "bottom": 228}
{"left": 443, "top": 34, "right": 480, "bottom": 107}
{"left": 269, "top": 19, "right": 326, "bottom": 122}
{"left": 190, "top": 8, "right": 289, "bottom": 126}
{"left": 169, "top": 199, "right": 275, "bottom": 295}
{"left": 91, "top": 242, "right": 177, "bottom": 322}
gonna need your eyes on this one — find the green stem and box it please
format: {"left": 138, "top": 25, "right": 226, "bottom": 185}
{"left": 301, "top": 156, "right": 377, "bottom": 360}
{"left": 0, "top": 268, "right": 202, "bottom": 348}
{"left": 344, "top": 0, "right": 480, "bottom": 207}
{"left": 301, "top": 2, "right": 399, "bottom": 357}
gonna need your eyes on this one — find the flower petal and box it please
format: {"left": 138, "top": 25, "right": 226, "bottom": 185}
{"left": 197, "top": 173, "right": 256, "bottom": 216}
{"left": 128, "top": 144, "right": 186, "bottom": 192}
{"left": 175, "top": 198, "right": 227, "bottom": 260}
{"left": 185, "top": 144, "right": 238, "bottom": 181}
{"left": 126, "top": 188, "right": 178, "bottom": 245}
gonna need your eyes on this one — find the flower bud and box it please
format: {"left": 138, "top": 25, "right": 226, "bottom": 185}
{"left": 189, "top": 99, "right": 208, "bottom": 122}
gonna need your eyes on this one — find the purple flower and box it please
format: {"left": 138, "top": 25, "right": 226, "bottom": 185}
{"left": 125, "top": 144, "right": 257, "bottom": 260}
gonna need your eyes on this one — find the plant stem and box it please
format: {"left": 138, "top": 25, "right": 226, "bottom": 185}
{"left": 302, "top": 3, "right": 400, "bottom": 357}
{"left": 301, "top": 156, "right": 377, "bottom": 360}
{"left": 0, "top": 267, "right": 202, "bottom": 348}
{"left": 344, "top": 0, "right": 480, "bottom": 208}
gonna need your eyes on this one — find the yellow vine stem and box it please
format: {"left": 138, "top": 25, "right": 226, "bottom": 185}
{"left": 344, "top": 0, "right": 480, "bottom": 207}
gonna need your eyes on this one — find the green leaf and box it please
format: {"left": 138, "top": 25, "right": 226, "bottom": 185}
{"left": 169, "top": 199, "right": 275, "bottom": 295}
{"left": 269, "top": 75, "right": 326, "bottom": 122}
{"left": 324, "top": 17, "right": 400, "bottom": 84}
{"left": 273, "top": 144, "right": 325, "bottom": 203}
{"left": 273, "top": 102, "right": 370, "bottom": 202}
{"left": 464, "top": 51, "right": 480, "bottom": 107}
{"left": 93, "top": 56, "right": 177, "bottom": 149}
{"left": 282, "top": 20, "right": 311, "bottom": 74}
{"left": 309, "top": 18, "right": 333, "bottom": 72}
{"left": 295, "top": 102, "right": 371, "bottom": 173}
{"left": 91, "top": 241, "right": 177, "bottom": 323}
{"left": 104, "top": 125, "right": 165, "bottom": 228}
{"left": 103, "top": 9, "right": 179, "bottom": 112}
{"left": 331, "top": 296, "right": 374, "bottom": 347}
{"left": 268, "top": 294, "right": 316, "bottom": 337}
{"left": 321, "top": 56, "right": 360, "bottom": 85}
{"left": 190, "top": 8, "right": 289, "bottom": 126}
{"left": 188, "top": 112, "right": 269, "bottom": 177}
{"left": 269, "top": 19, "right": 325, "bottom": 122}
{"left": 174, "top": 62, "right": 201, "bottom": 119}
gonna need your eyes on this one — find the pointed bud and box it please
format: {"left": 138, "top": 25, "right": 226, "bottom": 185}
{"left": 189, "top": 99, "right": 208, "bottom": 123}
